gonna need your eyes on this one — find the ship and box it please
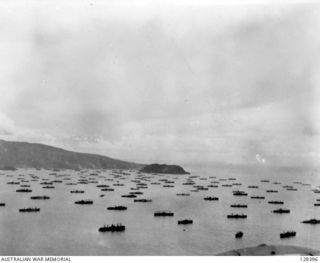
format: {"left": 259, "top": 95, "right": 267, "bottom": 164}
{"left": 101, "top": 188, "right": 114, "bottom": 191}
{"left": 16, "top": 189, "right": 32, "bottom": 193}
{"left": 30, "top": 196, "right": 50, "bottom": 200}
{"left": 233, "top": 191, "right": 248, "bottom": 196}
{"left": 19, "top": 207, "right": 40, "bottom": 212}
{"left": 134, "top": 199, "right": 152, "bottom": 202}
{"left": 74, "top": 200, "right": 93, "bottom": 205}
{"left": 301, "top": 219, "right": 320, "bottom": 224}
{"left": 154, "top": 211, "right": 174, "bottom": 217}
{"left": 178, "top": 219, "right": 193, "bottom": 225}
{"left": 227, "top": 214, "right": 247, "bottom": 219}
{"left": 230, "top": 204, "right": 247, "bottom": 208}
{"left": 121, "top": 194, "right": 137, "bottom": 198}
{"left": 107, "top": 206, "right": 127, "bottom": 211}
{"left": 272, "top": 208, "right": 290, "bottom": 214}
{"left": 250, "top": 196, "right": 265, "bottom": 199}
{"left": 204, "top": 196, "right": 219, "bottom": 201}
{"left": 98, "top": 224, "right": 126, "bottom": 232}
{"left": 268, "top": 201, "right": 284, "bottom": 205}
{"left": 280, "top": 231, "right": 296, "bottom": 238}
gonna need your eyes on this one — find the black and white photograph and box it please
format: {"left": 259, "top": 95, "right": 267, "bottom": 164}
{"left": 0, "top": 0, "right": 319, "bottom": 258}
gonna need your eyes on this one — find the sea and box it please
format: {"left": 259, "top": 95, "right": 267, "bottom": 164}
{"left": 0, "top": 164, "right": 319, "bottom": 255}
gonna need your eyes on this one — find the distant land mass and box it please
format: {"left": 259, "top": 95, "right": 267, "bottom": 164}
{"left": 141, "top": 163, "right": 190, "bottom": 174}
{"left": 0, "top": 139, "right": 143, "bottom": 170}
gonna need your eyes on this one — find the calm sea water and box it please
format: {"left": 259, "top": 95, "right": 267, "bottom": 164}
{"left": 0, "top": 165, "right": 319, "bottom": 255}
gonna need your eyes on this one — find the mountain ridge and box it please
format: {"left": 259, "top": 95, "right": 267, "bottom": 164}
{"left": 0, "top": 139, "right": 143, "bottom": 170}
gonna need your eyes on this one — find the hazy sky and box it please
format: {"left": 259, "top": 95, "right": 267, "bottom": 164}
{"left": 0, "top": 0, "right": 320, "bottom": 166}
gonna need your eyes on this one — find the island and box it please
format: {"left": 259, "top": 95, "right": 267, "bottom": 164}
{"left": 140, "top": 164, "right": 190, "bottom": 174}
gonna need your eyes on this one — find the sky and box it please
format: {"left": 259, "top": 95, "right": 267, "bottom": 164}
{"left": 0, "top": 0, "right": 320, "bottom": 166}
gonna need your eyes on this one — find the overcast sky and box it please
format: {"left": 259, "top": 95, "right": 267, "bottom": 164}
{"left": 0, "top": 0, "right": 319, "bottom": 166}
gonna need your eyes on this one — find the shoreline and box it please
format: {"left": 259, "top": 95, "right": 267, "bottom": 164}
{"left": 217, "top": 244, "right": 320, "bottom": 256}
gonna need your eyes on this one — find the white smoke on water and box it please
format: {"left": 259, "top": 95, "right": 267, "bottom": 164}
{"left": 256, "top": 153, "right": 266, "bottom": 164}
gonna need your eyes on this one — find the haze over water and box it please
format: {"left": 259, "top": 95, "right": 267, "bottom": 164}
{"left": 0, "top": 165, "right": 319, "bottom": 255}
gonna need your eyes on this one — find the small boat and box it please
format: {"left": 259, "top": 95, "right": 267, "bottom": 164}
{"left": 268, "top": 201, "right": 284, "bottom": 205}
{"left": 261, "top": 180, "right": 270, "bottom": 183}
{"left": 314, "top": 203, "right": 320, "bottom": 206}
{"left": 107, "top": 206, "right": 127, "bottom": 211}
{"left": 272, "top": 208, "right": 290, "bottom": 214}
{"left": 70, "top": 190, "right": 85, "bottom": 194}
{"left": 42, "top": 186, "right": 55, "bottom": 189}
{"left": 235, "top": 231, "right": 243, "bottom": 238}
{"left": 19, "top": 207, "right": 40, "bottom": 212}
{"left": 227, "top": 214, "right": 247, "bottom": 219}
{"left": 134, "top": 199, "right": 152, "bottom": 202}
{"left": 30, "top": 196, "right": 50, "bottom": 200}
{"left": 99, "top": 224, "right": 125, "bottom": 232}
{"left": 280, "top": 231, "right": 296, "bottom": 238}
{"left": 0, "top": 203, "right": 5, "bottom": 206}
{"left": 154, "top": 211, "right": 174, "bottom": 217}
{"left": 204, "top": 197, "right": 219, "bottom": 201}
{"left": 178, "top": 219, "right": 193, "bottom": 225}
{"left": 163, "top": 185, "right": 174, "bottom": 188}
{"left": 301, "top": 219, "right": 320, "bottom": 224}
{"left": 74, "top": 200, "right": 93, "bottom": 205}
{"left": 230, "top": 204, "right": 247, "bottom": 208}
{"left": 286, "top": 188, "right": 298, "bottom": 191}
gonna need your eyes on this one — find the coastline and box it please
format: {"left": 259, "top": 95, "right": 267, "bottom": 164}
{"left": 217, "top": 244, "right": 320, "bottom": 256}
